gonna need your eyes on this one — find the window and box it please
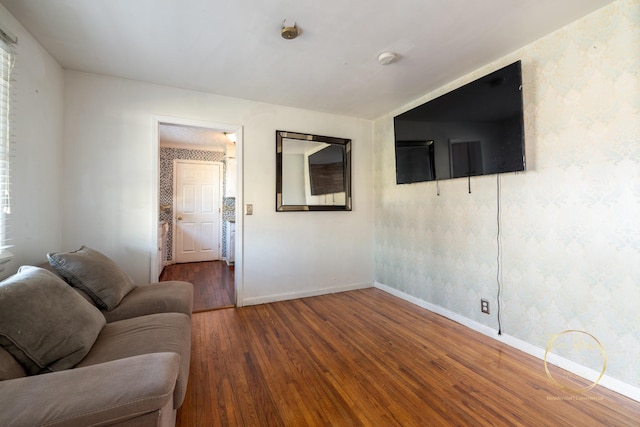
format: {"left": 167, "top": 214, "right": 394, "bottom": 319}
{"left": 0, "top": 27, "right": 16, "bottom": 266}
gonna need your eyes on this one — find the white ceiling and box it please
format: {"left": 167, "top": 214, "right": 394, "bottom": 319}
{"left": 158, "top": 123, "right": 230, "bottom": 150}
{"left": 1, "top": 0, "right": 615, "bottom": 120}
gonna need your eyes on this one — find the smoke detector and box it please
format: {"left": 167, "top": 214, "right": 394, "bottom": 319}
{"left": 281, "top": 20, "right": 300, "bottom": 40}
{"left": 378, "top": 51, "right": 399, "bottom": 65}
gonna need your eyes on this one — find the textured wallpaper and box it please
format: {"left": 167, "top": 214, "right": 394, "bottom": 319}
{"left": 159, "top": 147, "right": 227, "bottom": 260}
{"left": 374, "top": 0, "right": 640, "bottom": 387}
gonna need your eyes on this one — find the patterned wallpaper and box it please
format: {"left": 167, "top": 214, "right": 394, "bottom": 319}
{"left": 159, "top": 147, "right": 233, "bottom": 261}
{"left": 374, "top": 0, "right": 640, "bottom": 387}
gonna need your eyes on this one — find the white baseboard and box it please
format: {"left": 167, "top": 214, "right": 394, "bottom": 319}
{"left": 374, "top": 281, "right": 640, "bottom": 403}
{"left": 242, "top": 282, "right": 372, "bottom": 306}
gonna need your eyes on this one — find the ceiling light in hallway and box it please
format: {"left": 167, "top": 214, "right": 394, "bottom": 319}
{"left": 377, "top": 51, "right": 399, "bottom": 65}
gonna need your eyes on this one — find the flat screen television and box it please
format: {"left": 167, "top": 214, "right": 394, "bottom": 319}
{"left": 394, "top": 61, "right": 525, "bottom": 184}
{"left": 308, "top": 144, "right": 345, "bottom": 195}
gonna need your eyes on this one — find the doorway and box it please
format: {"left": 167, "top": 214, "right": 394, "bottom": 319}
{"left": 154, "top": 117, "right": 242, "bottom": 310}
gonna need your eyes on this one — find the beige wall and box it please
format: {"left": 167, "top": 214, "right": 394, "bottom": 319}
{"left": 0, "top": 3, "right": 64, "bottom": 278}
{"left": 62, "top": 71, "right": 374, "bottom": 304}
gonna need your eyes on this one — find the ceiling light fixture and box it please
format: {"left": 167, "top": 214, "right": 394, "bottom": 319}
{"left": 281, "top": 19, "right": 300, "bottom": 40}
{"left": 224, "top": 132, "right": 237, "bottom": 143}
{"left": 377, "top": 51, "right": 399, "bottom": 65}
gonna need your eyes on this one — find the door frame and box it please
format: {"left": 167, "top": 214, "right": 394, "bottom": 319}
{"left": 173, "top": 159, "right": 223, "bottom": 264}
{"left": 151, "top": 115, "right": 244, "bottom": 307}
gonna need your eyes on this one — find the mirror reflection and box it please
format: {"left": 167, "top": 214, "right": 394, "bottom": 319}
{"left": 276, "top": 130, "right": 351, "bottom": 211}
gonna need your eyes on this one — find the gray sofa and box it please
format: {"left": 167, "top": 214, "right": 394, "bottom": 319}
{"left": 0, "top": 246, "right": 193, "bottom": 427}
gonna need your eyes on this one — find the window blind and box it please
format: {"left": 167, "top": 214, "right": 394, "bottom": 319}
{"left": 0, "top": 28, "right": 16, "bottom": 257}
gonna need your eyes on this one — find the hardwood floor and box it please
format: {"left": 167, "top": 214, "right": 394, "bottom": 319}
{"left": 176, "top": 288, "right": 640, "bottom": 426}
{"left": 159, "top": 261, "right": 234, "bottom": 312}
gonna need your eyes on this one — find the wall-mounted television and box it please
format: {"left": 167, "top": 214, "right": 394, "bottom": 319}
{"left": 394, "top": 61, "right": 525, "bottom": 184}
{"left": 308, "top": 144, "right": 345, "bottom": 196}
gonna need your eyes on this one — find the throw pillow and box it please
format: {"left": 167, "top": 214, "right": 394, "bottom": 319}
{"left": 0, "top": 266, "right": 106, "bottom": 375}
{"left": 47, "top": 246, "right": 136, "bottom": 311}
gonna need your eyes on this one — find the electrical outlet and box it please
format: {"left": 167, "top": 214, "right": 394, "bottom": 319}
{"left": 481, "top": 299, "right": 490, "bottom": 314}
{"left": 246, "top": 204, "right": 253, "bottom": 215}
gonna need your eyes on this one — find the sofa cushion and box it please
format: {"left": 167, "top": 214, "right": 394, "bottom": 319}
{"left": 102, "top": 281, "right": 193, "bottom": 322}
{"left": 0, "top": 266, "right": 106, "bottom": 375}
{"left": 47, "top": 246, "right": 136, "bottom": 311}
{"left": 77, "top": 312, "right": 191, "bottom": 410}
{"left": 0, "top": 346, "right": 26, "bottom": 380}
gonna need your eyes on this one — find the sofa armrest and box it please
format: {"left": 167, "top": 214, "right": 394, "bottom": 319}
{"left": 0, "top": 352, "right": 180, "bottom": 427}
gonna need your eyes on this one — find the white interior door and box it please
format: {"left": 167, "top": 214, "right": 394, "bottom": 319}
{"left": 175, "top": 160, "right": 222, "bottom": 263}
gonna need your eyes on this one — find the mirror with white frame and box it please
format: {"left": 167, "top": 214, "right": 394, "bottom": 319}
{"left": 276, "top": 130, "right": 351, "bottom": 211}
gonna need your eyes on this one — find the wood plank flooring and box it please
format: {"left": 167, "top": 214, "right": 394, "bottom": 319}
{"left": 176, "top": 288, "right": 640, "bottom": 426}
{"left": 159, "top": 261, "right": 234, "bottom": 312}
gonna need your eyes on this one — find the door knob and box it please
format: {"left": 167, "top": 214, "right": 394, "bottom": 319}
{"left": 177, "top": 215, "right": 183, "bottom": 220}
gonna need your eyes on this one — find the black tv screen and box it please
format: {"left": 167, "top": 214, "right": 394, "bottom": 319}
{"left": 394, "top": 61, "right": 525, "bottom": 184}
{"left": 308, "top": 144, "right": 345, "bottom": 195}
